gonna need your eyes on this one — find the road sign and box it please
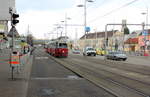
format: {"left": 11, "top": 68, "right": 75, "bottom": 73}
{"left": 85, "top": 27, "right": 91, "bottom": 32}
{"left": 142, "top": 30, "right": 148, "bottom": 36}
{"left": 8, "top": 26, "right": 19, "bottom": 37}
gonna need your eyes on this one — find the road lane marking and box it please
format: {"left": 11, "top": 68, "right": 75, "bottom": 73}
{"left": 35, "top": 57, "right": 48, "bottom": 60}
{"left": 31, "top": 77, "right": 83, "bottom": 80}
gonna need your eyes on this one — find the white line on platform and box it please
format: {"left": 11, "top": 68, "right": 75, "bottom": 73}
{"left": 31, "top": 77, "right": 84, "bottom": 80}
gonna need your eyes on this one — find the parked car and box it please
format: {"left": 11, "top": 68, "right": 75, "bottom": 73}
{"left": 96, "top": 48, "right": 106, "bottom": 56}
{"left": 105, "top": 51, "right": 127, "bottom": 61}
{"left": 83, "top": 47, "right": 96, "bottom": 56}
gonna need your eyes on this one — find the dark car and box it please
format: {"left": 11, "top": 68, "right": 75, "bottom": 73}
{"left": 105, "top": 51, "right": 127, "bottom": 61}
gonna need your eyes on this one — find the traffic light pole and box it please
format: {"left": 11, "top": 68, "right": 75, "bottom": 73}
{"left": 9, "top": 8, "right": 19, "bottom": 80}
{"left": 9, "top": 8, "right": 14, "bottom": 80}
{"left": 9, "top": 8, "right": 19, "bottom": 52}
{"left": 9, "top": 8, "right": 14, "bottom": 51}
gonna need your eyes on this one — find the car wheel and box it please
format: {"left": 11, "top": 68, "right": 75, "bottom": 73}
{"left": 123, "top": 59, "right": 126, "bottom": 61}
{"left": 83, "top": 53, "right": 85, "bottom": 56}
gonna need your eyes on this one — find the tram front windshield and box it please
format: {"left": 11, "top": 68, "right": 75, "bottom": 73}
{"left": 58, "top": 43, "right": 67, "bottom": 48}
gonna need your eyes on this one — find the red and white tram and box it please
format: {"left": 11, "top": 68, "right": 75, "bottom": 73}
{"left": 46, "top": 40, "right": 68, "bottom": 57}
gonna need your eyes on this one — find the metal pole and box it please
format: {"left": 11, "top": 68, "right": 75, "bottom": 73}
{"left": 104, "top": 24, "right": 108, "bottom": 60}
{"left": 11, "top": 66, "right": 14, "bottom": 80}
{"left": 9, "top": 8, "right": 15, "bottom": 52}
{"left": 105, "top": 24, "right": 108, "bottom": 53}
{"left": 57, "top": 28, "right": 58, "bottom": 38}
{"left": 75, "top": 28, "right": 78, "bottom": 47}
{"left": 84, "top": 0, "right": 87, "bottom": 47}
{"left": 12, "top": 26, "right": 14, "bottom": 51}
{"left": 94, "top": 28, "right": 97, "bottom": 47}
{"left": 142, "top": 22, "right": 146, "bottom": 55}
{"left": 146, "top": 7, "right": 148, "bottom": 54}
{"left": 146, "top": 7, "right": 148, "bottom": 29}
{"left": 65, "top": 13, "right": 67, "bottom": 38}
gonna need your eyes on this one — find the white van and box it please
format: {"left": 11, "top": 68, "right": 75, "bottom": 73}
{"left": 83, "top": 47, "right": 96, "bottom": 56}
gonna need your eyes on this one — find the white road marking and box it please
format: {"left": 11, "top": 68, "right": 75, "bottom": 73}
{"left": 35, "top": 57, "right": 49, "bottom": 60}
{"left": 31, "top": 77, "right": 83, "bottom": 80}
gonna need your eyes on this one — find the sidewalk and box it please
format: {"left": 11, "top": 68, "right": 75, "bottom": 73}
{"left": 0, "top": 49, "right": 33, "bottom": 97}
{"left": 126, "top": 54, "right": 150, "bottom": 60}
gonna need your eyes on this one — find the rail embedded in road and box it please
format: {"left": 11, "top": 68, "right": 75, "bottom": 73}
{"left": 49, "top": 54, "right": 150, "bottom": 97}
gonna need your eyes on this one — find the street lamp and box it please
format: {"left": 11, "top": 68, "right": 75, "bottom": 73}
{"left": 64, "top": 14, "right": 71, "bottom": 39}
{"left": 77, "top": 0, "right": 94, "bottom": 47}
{"left": 141, "top": 7, "right": 148, "bottom": 29}
{"left": 141, "top": 8, "right": 149, "bottom": 56}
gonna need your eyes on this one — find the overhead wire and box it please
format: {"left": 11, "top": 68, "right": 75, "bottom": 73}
{"left": 88, "top": 0, "right": 140, "bottom": 23}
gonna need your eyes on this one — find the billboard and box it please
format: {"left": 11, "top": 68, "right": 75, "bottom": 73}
{"left": 0, "top": 0, "right": 15, "bottom": 20}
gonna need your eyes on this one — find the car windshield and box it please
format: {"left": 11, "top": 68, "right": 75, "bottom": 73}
{"left": 87, "top": 48, "right": 94, "bottom": 50}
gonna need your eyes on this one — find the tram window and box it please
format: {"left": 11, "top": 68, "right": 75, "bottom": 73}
{"left": 59, "top": 43, "right": 67, "bottom": 48}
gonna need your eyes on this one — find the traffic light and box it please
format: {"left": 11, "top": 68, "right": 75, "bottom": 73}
{"left": 12, "top": 13, "right": 19, "bottom": 25}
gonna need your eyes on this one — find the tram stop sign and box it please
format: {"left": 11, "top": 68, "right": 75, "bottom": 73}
{"left": 85, "top": 27, "right": 91, "bottom": 32}
{"left": 142, "top": 30, "right": 148, "bottom": 36}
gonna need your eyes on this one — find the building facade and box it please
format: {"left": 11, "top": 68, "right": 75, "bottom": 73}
{"left": 77, "top": 30, "right": 121, "bottom": 50}
{"left": 124, "top": 29, "right": 150, "bottom": 56}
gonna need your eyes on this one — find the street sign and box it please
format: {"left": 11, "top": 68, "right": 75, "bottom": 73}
{"left": 85, "top": 27, "right": 91, "bottom": 32}
{"left": 142, "top": 30, "right": 148, "bottom": 36}
{"left": 8, "top": 26, "right": 19, "bottom": 37}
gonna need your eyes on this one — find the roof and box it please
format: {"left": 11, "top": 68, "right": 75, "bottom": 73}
{"left": 80, "top": 30, "right": 118, "bottom": 39}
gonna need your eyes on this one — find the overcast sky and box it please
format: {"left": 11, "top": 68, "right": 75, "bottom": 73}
{"left": 15, "top": 0, "right": 150, "bottom": 39}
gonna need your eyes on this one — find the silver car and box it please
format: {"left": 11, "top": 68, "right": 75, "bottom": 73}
{"left": 106, "top": 51, "right": 127, "bottom": 61}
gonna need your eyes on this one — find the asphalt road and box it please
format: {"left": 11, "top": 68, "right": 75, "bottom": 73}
{"left": 58, "top": 51, "right": 150, "bottom": 97}
{"left": 26, "top": 48, "right": 116, "bottom": 97}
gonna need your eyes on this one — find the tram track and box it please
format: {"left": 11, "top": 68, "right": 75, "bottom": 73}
{"left": 48, "top": 54, "right": 150, "bottom": 97}
{"left": 71, "top": 55, "right": 150, "bottom": 83}
{"left": 67, "top": 58, "right": 150, "bottom": 96}
{"left": 99, "top": 59, "right": 150, "bottom": 75}
{"left": 65, "top": 57, "right": 150, "bottom": 96}
{"left": 84, "top": 55, "right": 150, "bottom": 76}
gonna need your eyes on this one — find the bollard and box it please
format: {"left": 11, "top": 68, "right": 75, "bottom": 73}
{"left": 10, "top": 51, "right": 20, "bottom": 80}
